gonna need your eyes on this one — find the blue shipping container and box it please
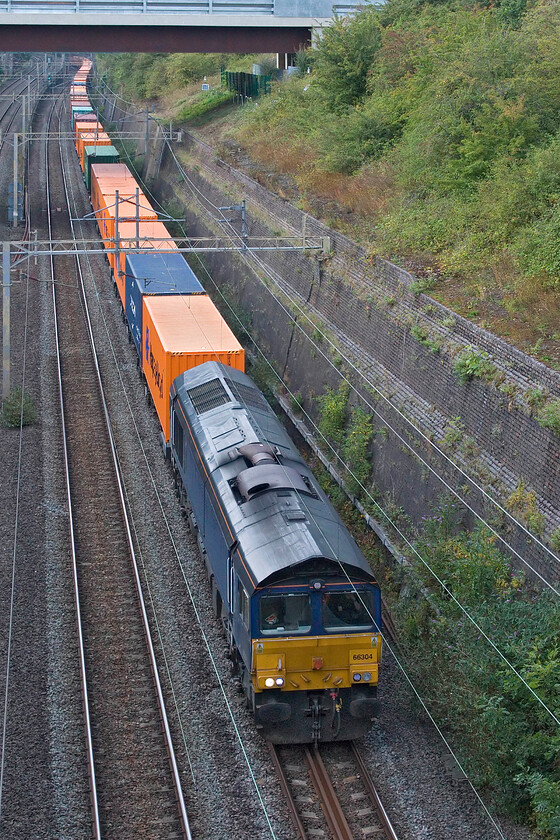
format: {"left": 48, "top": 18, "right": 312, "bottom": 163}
{"left": 125, "top": 251, "right": 205, "bottom": 359}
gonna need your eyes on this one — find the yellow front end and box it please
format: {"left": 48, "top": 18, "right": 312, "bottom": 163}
{"left": 252, "top": 632, "right": 382, "bottom": 692}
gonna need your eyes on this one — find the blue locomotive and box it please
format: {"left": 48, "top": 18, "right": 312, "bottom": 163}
{"left": 169, "top": 362, "right": 382, "bottom": 744}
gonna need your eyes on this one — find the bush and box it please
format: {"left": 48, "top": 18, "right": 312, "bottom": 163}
{"left": 550, "top": 528, "right": 560, "bottom": 554}
{"left": 506, "top": 481, "right": 546, "bottom": 536}
{"left": 537, "top": 398, "right": 560, "bottom": 436}
{"left": 177, "top": 89, "right": 233, "bottom": 123}
{"left": 453, "top": 347, "right": 496, "bottom": 384}
{"left": 313, "top": 9, "right": 382, "bottom": 109}
{"left": 396, "top": 506, "right": 560, "bottom": 834}
{"left": 316, "top": 382, "right": 349, "bottom": 447}
{"left": 341, "top": 404, "right": 373, "bottom": 496}
{"left": 1, "top": 387, "right": 36, "bottom": 428}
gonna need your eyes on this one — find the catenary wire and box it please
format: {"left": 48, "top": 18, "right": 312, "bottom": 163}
{"left": 179, "top": 202, "right": 560, "bottom": 727}
{"left": 163, "top": 140, "right": 560, "bottom": 591}
{"left": 162, "top": 132, "right": 560, "bottom": 578}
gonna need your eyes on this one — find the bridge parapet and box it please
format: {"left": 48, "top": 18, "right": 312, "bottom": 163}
{"left": 0, "top": 0, "right": 356, "bottom": 15}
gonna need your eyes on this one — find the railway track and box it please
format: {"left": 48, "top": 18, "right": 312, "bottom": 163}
{"left": 41, "top": 90, "right": 191, "bottom": 840}
{"left": 271, "top": 740, "right": 398, "bottom": 840}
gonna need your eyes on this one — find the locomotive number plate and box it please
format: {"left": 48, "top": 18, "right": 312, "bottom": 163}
{"left": 349, "top": 650, "right": 376, "bottom": 664}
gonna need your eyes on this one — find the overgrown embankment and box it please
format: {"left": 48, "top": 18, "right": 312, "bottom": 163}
{"left": 216, "top": 0, "right": 560, "bottom": 368}
{"left": 98, "top": 1, "right": 560, "bottom": 366}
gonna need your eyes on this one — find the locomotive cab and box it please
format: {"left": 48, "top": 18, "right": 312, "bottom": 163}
{"left": 248, "top": 569, "right": 382, "bottom": 744}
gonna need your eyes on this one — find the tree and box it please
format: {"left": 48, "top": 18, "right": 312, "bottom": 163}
{"left": 313, "top": 10, "right": 382, "bottom": 110}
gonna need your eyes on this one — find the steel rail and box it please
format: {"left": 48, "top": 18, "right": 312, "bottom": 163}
{"left": 268, "top": 744, "right": 308, "bottom": 840}
{"left": 44, "top": 88, "right": 102, "bottom": 840}
{"left": 56, "top": 91, "right": 193, "bottom": 840}
{"left": 305, "top": 745, "right": 354, "bottom": 840}
{"left": 0, "top": 76, "right": 37, "bottom": 151}
{"left": 351, "top": 742, "right": 400, "bottom": 840}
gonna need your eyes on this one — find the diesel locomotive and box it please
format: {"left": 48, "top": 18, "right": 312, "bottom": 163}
{"left": 169, "top": 362, "right": 382, "bottom": 743}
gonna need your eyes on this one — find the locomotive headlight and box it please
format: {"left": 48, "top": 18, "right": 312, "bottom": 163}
{"left": 275, "top": 677, "right": 284, "bottom": 687}
{"left": 265, "top": 677, "right": 275, "bottom": 688}
{"left": 353, "top": 673, "right": 362, "bottom": 682}
{"left": 362, "top": 672, "right": 372, "bottom": 682}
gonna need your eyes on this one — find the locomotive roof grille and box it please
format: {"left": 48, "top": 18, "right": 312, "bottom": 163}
{"left": 187, "top": 378, "right": 230, "bottom": 415}
{"left": 226, "top": 379, "right": 269, "bottom": 411}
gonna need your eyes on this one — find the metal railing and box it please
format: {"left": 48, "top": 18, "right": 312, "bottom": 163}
{"left": 0, "top": 0, "right": 276, "bottom": 13}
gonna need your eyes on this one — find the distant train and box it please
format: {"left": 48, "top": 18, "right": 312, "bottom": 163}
{"left": 71, "top": 59, "right": 383, "bottom": 743}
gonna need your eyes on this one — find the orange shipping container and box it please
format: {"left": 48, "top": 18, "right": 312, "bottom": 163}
{"left": 93, "top": 191, "right": 158, "bottom": 246}
{"left": 90, "top": 164, "right": 148, "bottom": 211}
{"left": 142, "top": 295, "right": 245, "bottom": 440}
{"left": 74, "top": 119, "right": 103, "bottom": 142}
{"left": 108, "top": 219, "right": 178, "bottom": 303}
{"left": 76, "top": 131, "right": 111, "bottom": 170}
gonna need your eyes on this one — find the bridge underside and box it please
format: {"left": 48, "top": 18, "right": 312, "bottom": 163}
{"left": 0, "top": 18, "right": 314, "bottom": 52}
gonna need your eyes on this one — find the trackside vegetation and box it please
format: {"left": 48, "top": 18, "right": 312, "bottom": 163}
{"left": 318, "top": 467, "right": 560, "bottom": 837}
{"left": 221, "top": 0, "right": 560, "bottom": 363}
{"left": 310, "top": 382, "right": 559, "bottom": 836}
{"left": 1, "top": 387, "right": 36, "bottom": 428}
{"left": 395, "top": 507, "right": 560, "bottom": 838}
{"left": 97, "top": 53, "right": 230, "bottom": 101}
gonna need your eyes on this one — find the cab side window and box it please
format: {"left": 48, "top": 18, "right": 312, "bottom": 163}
{"left": 238, "top": 581, "right": 250, "bottom": 628}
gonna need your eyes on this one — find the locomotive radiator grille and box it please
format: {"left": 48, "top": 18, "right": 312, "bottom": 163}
{"left": 187, "top": 377, "right": 230, "bottom": 414}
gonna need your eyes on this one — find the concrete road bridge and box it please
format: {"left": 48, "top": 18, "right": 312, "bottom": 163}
{"left": 0, "top": 0, "right": 361, "bottom": 52}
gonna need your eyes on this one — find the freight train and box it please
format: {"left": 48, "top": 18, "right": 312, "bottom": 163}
{"left": 70, "top": 58, "right": 383, "bottom": 743}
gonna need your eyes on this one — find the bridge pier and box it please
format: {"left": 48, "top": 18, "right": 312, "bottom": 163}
{"left": 276, "top": 52, "right": 297, "bottom": 71}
